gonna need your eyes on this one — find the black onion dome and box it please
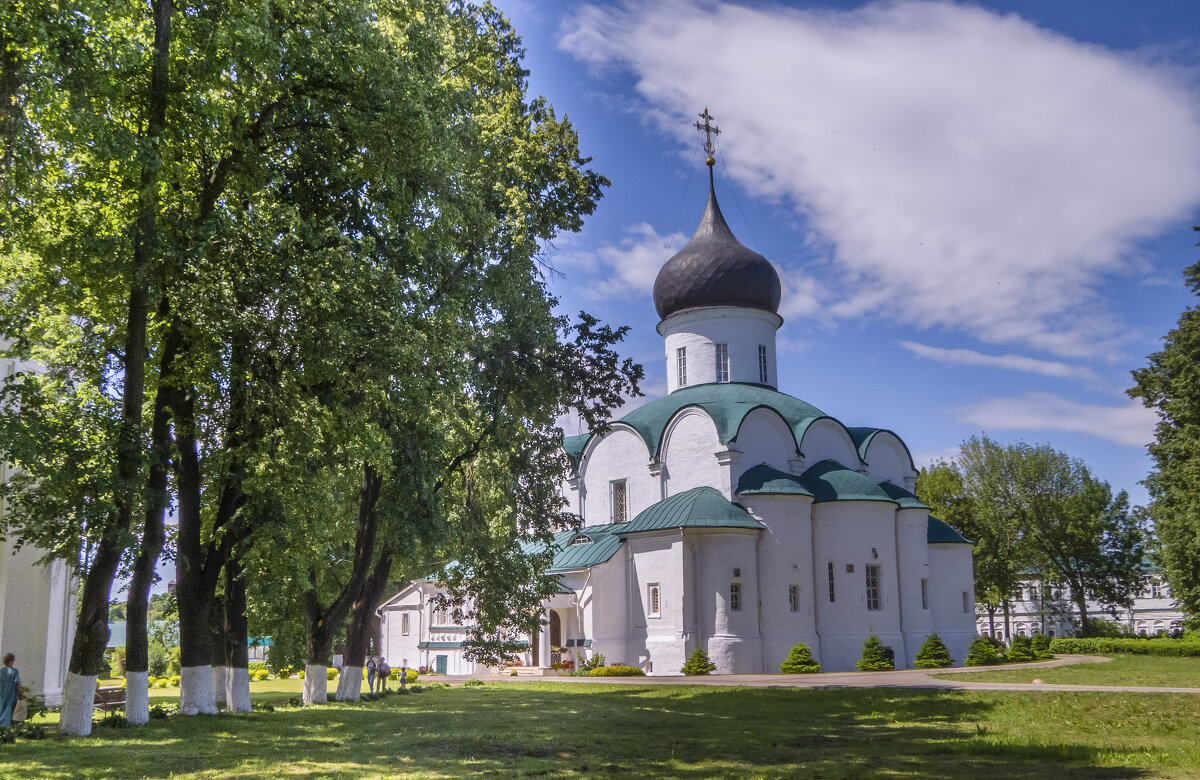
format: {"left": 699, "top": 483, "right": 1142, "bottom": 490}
{"left": 653, "top": 175, "right": 781, "bottom": 320}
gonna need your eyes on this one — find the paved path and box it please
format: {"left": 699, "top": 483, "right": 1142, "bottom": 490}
{"left": 450, "top": 656, "right": 1200, "bottom": 695}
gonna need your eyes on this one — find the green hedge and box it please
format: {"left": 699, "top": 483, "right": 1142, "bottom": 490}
{"left": 588, "top": 665, "right": 646, "bottom": 677}
{"left": 1049, "top": 637, "right": 1200, "bottom": 657}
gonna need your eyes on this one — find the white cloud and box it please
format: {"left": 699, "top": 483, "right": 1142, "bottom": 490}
{"left": 561, "top": 0, "right": 1200, "bottom": 358}
{"left": 557, "top": 223, "right": 683, "bottom": 300}
{"left": 954, "top": 392, "right": 1157, "bottom": 447}
{"left": 899, "top": 341, "right": 1098, "bottom": 381}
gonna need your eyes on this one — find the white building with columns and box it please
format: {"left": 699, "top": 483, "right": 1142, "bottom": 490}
{"left": 380, "top": 164, "right": 977, "bottom": 675}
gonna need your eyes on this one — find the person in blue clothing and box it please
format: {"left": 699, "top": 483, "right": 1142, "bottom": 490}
{"left": 0, "top": 654, "right": 20, "bottom": 727}
{"left": 366, "top": 656, "right": 377, "bottom": 693}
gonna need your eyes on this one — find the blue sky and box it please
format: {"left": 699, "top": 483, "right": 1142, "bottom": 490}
{"left": 500, "top": 0, "right": 1200, "bottom": 506}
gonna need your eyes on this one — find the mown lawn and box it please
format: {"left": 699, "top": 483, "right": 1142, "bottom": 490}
{"left": 1, "top": 679, "right": 1199, "bottom": 778}
{"left": 937, "top": 655, "right": 1200, "bottom": 688}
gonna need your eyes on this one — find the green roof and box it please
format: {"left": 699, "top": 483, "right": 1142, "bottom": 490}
{"left": 927, "top": 516, "right": 973, "bottom": 545}
{"left": 612, "top": 383, "right": 826, "bottom": 459}
{"left": 620, "top": 486, "right": 765, "bottom": 534}
{"left": 529, "top": 525, "right": 626, "bottom": 572}
{"left": 878, "top": 481, "right": 930, "bottom": 510}
{"left": 736, "top": 464, "right": 814, "bottom": 497}
{"left": 563, "top": 434, "right": 589, "bottom": 472}
{"left": 418, "top": 641, "right": 463, "bottom": 649}
{"left": 802, "top": 460, "right": 896, "bottom": 505}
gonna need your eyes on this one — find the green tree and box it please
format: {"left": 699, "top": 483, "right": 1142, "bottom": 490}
{"left": 1130, "top": 226, "right": 1200, "bottom": 629}
{"left": 1006, "top": 634, "right": 1034, "bottom": 663}
{"left": 856, "top": 635, "right": 894, "bottom": 671}
{"left": 681, "top": 648, "right": 717, "bottom": 675}
{"left": 963, "top": 636, "right": 1001, "bottom": 667}
{"left": 912, "top": 634, "right": 954, "bottom": 669}
{"left": 1030, "top": 633, "right": 1052, "bottom": 660}
{"left": 779, "top": 643, "right": 821, "bottom": 674}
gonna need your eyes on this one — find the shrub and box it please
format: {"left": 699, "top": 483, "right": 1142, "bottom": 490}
{"left": 297, "top": 669, "right": 305, "bottom": 680}
{"left": 96, "top": 712, "right": 130, "bottom": 729}
{"left": 168, "top": 646, "right": 181, "bottom": 676}
{"left": 12, "top": 722, "right": 46, "bottom": 740}
{"left": 913, "top": 634, "right": 954, "bottom": 669}
{"left": 681, "top": 649, "right": 716, "bottom": 676}
{"left": 148, "top": 703, "right": 177, "bottom": 719}
{"left": 779, "top": 642, "right": 821, "bottom": 674}
{"left": 326, "top": 668, "right": 338, "bottom": 681}
{"left": 588, "top": 665, "right": 646, "bottom": 677}
{"left": 1006, "top": 635, "right": 1035, "bottom": 663}
{"left": 581, "top": 653, "right": 606, "bottom": 671}
{"left": 462, "top": 679, "right": 484, "bottom": 687}
{"left": 248, "top": 661, "right": 269, "bottom": 672}
{"left": 856, "top": 635, "right": 894, "bottom": 671}
{"left": 1049, "top": 637, "right": 1200, "bottom": 657}
{"left": 110, "top": 647, "right": 127, "bottom": 677}
{"left": 148, "top": 643, "right": 170, "bottom": 678}
{"left": 253, "top": 669, "right": 269, "bottom": 681}
{"left": 509, "top": 670, "right": 518, "bottom": 677}
{"left": 0, "top": 728, "right": 13, "bottom": 744}
{"left": 168, "top": 674, "right": 181, "bottom": 687}
{"left": 390, "top": 668, "right": 417, "bottom": 683}
{"left": 1080, "top": 618, "right": 1135, "bottom": 638}
{"left": 964, "top": 636, "right": 1001, "bottom": 666}
{"left": 1031, "top": 633, "right": 1052, "bottom": 660}
{"left": 154, "top": 679, "right": 169, "bottom": 689}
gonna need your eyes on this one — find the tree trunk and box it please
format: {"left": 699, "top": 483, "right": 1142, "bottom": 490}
{"left": 987, "top": 607, "right": 996, "bottom": 639}
{"left": 1074, "top": 585, "right": 1091, "bottom": 637}
{"left": 210, "top": 599, "right": 228, "bottom": 709}
{"left": 337, "top": 546, "right": 394, "bottom": 702}
{"left": 303, "top": 623, "right": 333, "bottom": 706}
{"left": 1002, "top": 602, "right": 1011, "bottom": 644}
{"left": 224, "top": 556, "right": 251, "bottom": 713}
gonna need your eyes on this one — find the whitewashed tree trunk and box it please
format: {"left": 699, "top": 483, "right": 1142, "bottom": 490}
{"left": 303, "top": 664, "right": 327, "bottom": 705}
{"left": 180, "top": 665, "right": 219, "bottom": 715}
{"left": 211, "top": 666, "right": 228, "bottom": 708}
{"left": 58, "top": 673, "right": 98, "bottom": 736}
{"left": 125, "top": 671, "right": 150, "bottom": 725}
{"left": 334, "top": 667, "right": 362, "bottom": 701}
{"left": 227, "top": 667, "right": 251, "bottom": 713}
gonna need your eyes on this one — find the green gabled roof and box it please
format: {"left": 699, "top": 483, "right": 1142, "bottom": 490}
{"left": 802, "top": 460, "right": 897, "bottom": 505}
{"left": 563, "top": 434, "right": 589, "bottom": 472}
{"left": 736, "top": 464, "right": 814, "bottom": 497}
{"left": 927, "top": 515, "right": 973, "bottom": 545}
{"left": 530, "top": 525, "right": 626, "bottom": 572}
{"left": 846, "top": 427, "right": 916, "bottom": 468}
{"left": 613, "top": 383, "right": 825, "bottom": 459}
{"left": 878, "top": 481, "right": 930, "bottom": 510}
{"left": 619, "top": 486, "right": 765, "bottom": 534}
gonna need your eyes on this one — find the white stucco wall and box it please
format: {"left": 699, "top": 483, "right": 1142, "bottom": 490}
{"left": 578, "top": 426, "right": 656, "bottom": 525}
{"left": 695, "top": 530, "right": 762, "bottom": 673}
{"left": 928, "top": 544, "right": 977, "bottom": 666}
{"left": 862, "top": 433, "right": 915, "bottom": 488}
{"left": 894, "top": 508, "right": 933, "bottom": 665}
{"left": 798, "top": 420, "right": 862, "bottom": 470}
{"left": 731, "top": 408, "right": 797, "bottom": 476}
{"left": 658, "top": 307, "right": 782, "bottom": 392}
{"left": 661, "top": 410, "right": 723, "bottom": 498}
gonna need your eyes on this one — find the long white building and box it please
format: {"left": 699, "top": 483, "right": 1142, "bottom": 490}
{"left": 381, "top": 164, "right": 977, "bottom": 674}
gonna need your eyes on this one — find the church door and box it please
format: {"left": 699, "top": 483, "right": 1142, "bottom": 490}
{"left": 550, "top": 611, "right": 562, "bottom": 666}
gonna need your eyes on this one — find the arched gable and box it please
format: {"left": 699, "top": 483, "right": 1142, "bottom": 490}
{"left": 731, "top": 407, "right": 798, "bottom": 472}
{"left": 578, "top": 424, "right": 654, "bottom": 526}
{"left": 859, "top": 430, "right": 916, "bottom": 485}
{"left": 797, "top": 418, "right": 862, "bottom": 469}
{"left": 661, "top": 407, "right": 723, "bottom": 496}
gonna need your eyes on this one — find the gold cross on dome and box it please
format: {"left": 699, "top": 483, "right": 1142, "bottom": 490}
{"left": 695, "top": 107, "right": 720, "bottom": 162}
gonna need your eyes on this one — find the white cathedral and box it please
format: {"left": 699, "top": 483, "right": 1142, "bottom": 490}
{"left": 381, "top": 155, "right": 977, "bottom": 675}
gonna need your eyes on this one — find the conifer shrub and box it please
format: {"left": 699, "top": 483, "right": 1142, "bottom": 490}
{"left": 913, "top": 633, "right": 954, "bottom": 669}
{"left": 1031, "top": 633, "right": 1052, "bottom": 660}
{"left": 779, "top": 642, "right": 821, "bottom": 673}
{"left": 1006, "top": 634, "right": 1035, "bottom": 663}
{"left": 856, "top": 634, "right": 894, "bottom": 671}
{"left": 964, "top": 636, "right": 1001, "bottom": 666}
{"left": 681, "top": 648, "right": 717, "bottom": 675}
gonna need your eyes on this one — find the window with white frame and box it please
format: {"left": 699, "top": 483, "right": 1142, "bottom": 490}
{"left": 611, "top": 479, "right": 628, "bottom": 524}
{"left": 676, "top": 347, "right": 687, "bottom": 387}
{"left": 647, "top": 583, "right": 660, "bottom": 618}
{"left": 920, "top": 578, "right": 929, "bottom": 610}
{"left": 865, "top": 565, "right": 881, "bottom": 611}
{"left": 758, "top": 345, "right": 768, "bottom": 384}
{"left": 715, "top": 342, "right": 729, "bottom": 382}
{"left": 730, "top": 582, "right": 742, "bottom": 611}
{"left": 788, "top": 584, "right": 800, "bottom": 612}
{"left": 827, "top": 561, "right": 836, "bottom": 602}
{"left": 402, "top": 613, "right": 410, "bottom": 635}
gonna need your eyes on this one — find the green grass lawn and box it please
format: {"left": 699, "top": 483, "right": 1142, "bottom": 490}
{"left": 1, "top": 679, "right": 1199, "bottom": 778}
{"left": 936, "top": 655, "right": 1200, "bottom": 688}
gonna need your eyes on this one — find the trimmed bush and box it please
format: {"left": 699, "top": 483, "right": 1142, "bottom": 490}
{"left": 248, "top": 661, "right": 269, "bottom": 672}
{"left": 913, "top": 634, "right": 954, "bottom": 669}
{"left": 780, "top": 642, "right": 821, "bottom": 674}
{"left": 168, "top": 674, "right": 181, "bottom": 687}
{"left": 1049, "top": 637, "right": 1200, "bottom": 657}
{"left": 253, "top": 669, "right": 269, "bottom": 681}
{"left": 390, "top": 668, "right": 417, "bottom": 683}
{"left": 856, "top": 634, "right": 894, "bottom": 671}
{"left": 1006, "top": 635, "right": 1035, "bottom": 663}
{"left": 681, "top": 649, "right": 717, "bottom": 676}
{"left": 964, "top": 636, "right": 1001, "bottom": 666}
{"left": 326, "top": 667, "right": 338, "bottom": 681}
{"left": 1031, "top": 633, "right": 1052, "bottom": 660}
{"left": 588, "top": 665, "right": 646, "bottom": 677}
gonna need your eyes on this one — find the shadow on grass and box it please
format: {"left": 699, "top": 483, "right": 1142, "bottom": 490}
{"left": 0, "top": 685, "right": 1161, "bottom": 779}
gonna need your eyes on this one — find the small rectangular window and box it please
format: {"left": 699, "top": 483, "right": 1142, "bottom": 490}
{"left": 612, "top": 480, "right": 628, "bottom": 524}
{"left": 920, "top": 578, "right": 929, "bottom": 610}
{"left": 865, "top": 565, "right": 881, "bottom": 611}
{"left": 788, "top": 584, "right": 800, "bottom": 612}
{"left": 730, "top": 582, "right": 742, "bottom": 612}
{"left": 402, "top": 613, "right": 410, "bottom": 635}
{"left": 827, "top": 561, "right": 836, "bottom": 603}
{"left": 715, "top": 342, "right": 729, "bottom": 382}
{"left": 758, "top": 345, "right": 768, "bottom": 384}
{"left": 648, "top": 583, "right": 660, "bottom": 618}
{"left": 962, "top": 590, "right": 970, "bottom": 613}
{"left": 676, "top": 347, "right": 687, "bottom": 387}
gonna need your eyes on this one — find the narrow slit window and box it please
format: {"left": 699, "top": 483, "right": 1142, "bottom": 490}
{"left": 827, "top": 561, "right": 836, "bottom": 603}
{"left": 648, "top": 583, "right": 660, "bottom": 618}
{"left": 730, "top": 582, "right": 742, "bottom": 612}
{"left": 758, "top": 345, "right": 768, "bottom": 384}
{"left": 865, "top": 565, "right": 881, "bottom": 611}
{"left": 402, "top": 613, "right": 410, "bottom": 635}
{"left": 788, "top": 584, "right": 800, "bottom": 612}
{"left": 676, "top": 347, "right": 687, "bottom": 387}
{"left": 715, "top": 342, "right": 729, "bottom": 383}
{"left": 920, "top": 578, "right": 929, "bottom": 610}
{"left": 611, "top": 480, "right": 628, "bottom": 524}
{"left": 962, "top": 591, "right": 971, "bottom": 613}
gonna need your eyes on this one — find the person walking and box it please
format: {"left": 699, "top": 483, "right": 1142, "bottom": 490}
{"left": 378, "top": 657, "right": 390, "bottom": 692}
{"left": 366, "top": 656, "right": 377, "bottom": 693}
{"left": 0, "top": 654, "right": 20, "bottom": 727}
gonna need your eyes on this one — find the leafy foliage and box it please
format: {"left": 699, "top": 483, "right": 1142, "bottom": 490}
{"left": 913, "top": 634, "right": 954, "bottom": 669}
{"left": 964, "top": 636, "right": 1002, "bottom": 667}
{"left": 680, "top": 649, "right": 716, "bottom": 676}
{"left": 1049, "top": 637, "right": 1200, "bottom": 656}
{"left": 856, "top": 635, "right": 894, "bottom": 671}
{"left": 1006, "top": 635, "right": 1034, "bottom": 663}
{"left": 779, "top": 642, "right": 821, "bottom": 674}
{"left": 1031, "top": 633, "right": 1052, "bottom": 660}
{"left": 587, "top": 665, "right": 646, "bottom": 677}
